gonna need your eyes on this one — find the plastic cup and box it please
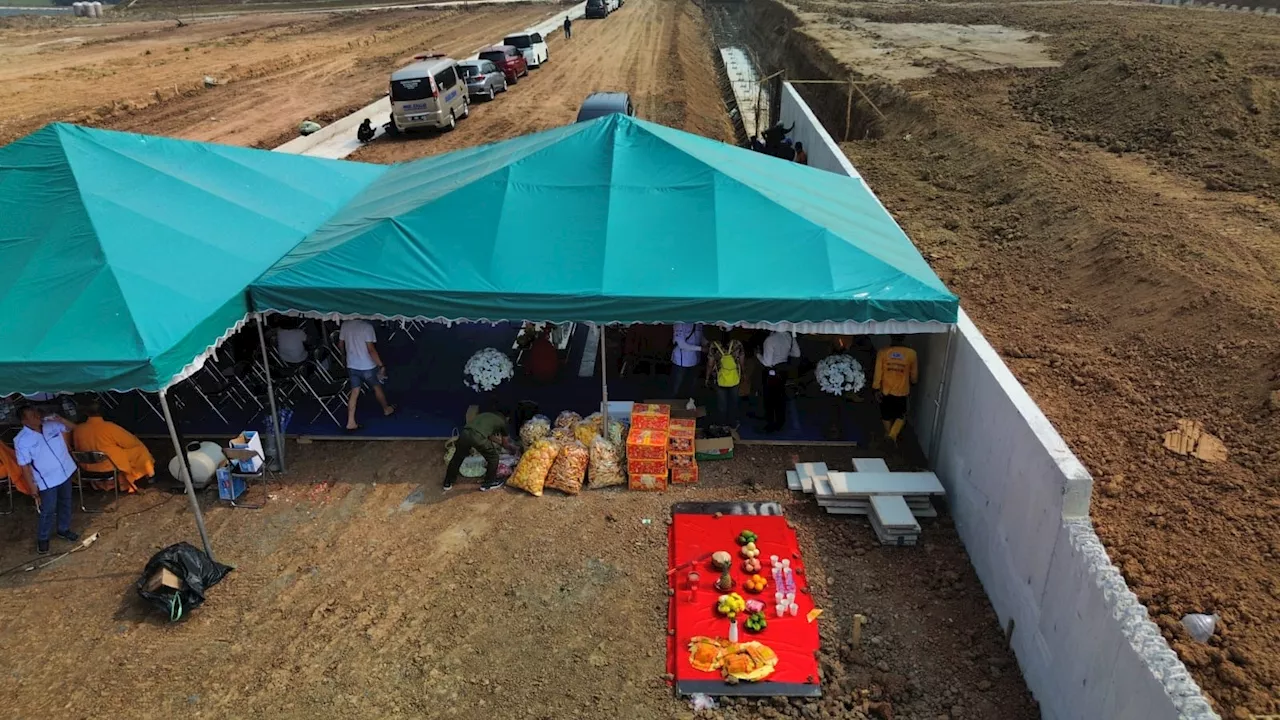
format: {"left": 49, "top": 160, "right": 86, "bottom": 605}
{"left": 789, "top": 603, "right": 799, "bottom": 617}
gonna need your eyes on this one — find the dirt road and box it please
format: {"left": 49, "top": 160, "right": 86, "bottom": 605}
{"left": 745, "top": 0, "right": 1280, "bottom": 714}
{"left": 0, "top": 442, "right": 1036, "bottom": 719}
{"left": 0, "top": 5, "right": 558, "bottom": 147}
{"left": 351, "top": 0, "right": 736, "bottom": 163}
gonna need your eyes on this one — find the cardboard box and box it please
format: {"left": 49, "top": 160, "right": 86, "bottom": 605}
{"left": 695, "top": 435, "right": 734, "bottom": 460}
{"left": 671, "top": 463, "right": 699, "bottom": 485}
{"left": 668, "top": 418, "right": 696, "bottom": 437}
{"left": 229, "top": 431, "right": 264, "bottom": 472}
{"left": 217, "top": 466, "right": 246, "bottom": 501}
{"left": 669, "top": 435, "right": 694, "bottom": 454}
{"left": 644, "top": 400, "right": 706, "bottom": 419}
{"left": 144, "top": 567, "right": 182, "bottom": 593}
{"left": 629, "top": 473, "right": 667, "bottom": 491}
{"left": 626, "top": 429, "right": 668, "bottom": 461}
{"left": 627, "top": 458, "right": 668, "bottom": 476}
{"left": 631, "top": 414, "right": 670, "bottom": 431}
{"left": 669, "top": 452, "right": 695, "bottom": 469}
{"left": 632, "top": 403, "right": 672, "bottom": 417}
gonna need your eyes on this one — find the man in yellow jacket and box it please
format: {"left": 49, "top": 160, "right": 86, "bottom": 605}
{"left": 873, "top": 336, "right": 918, "bottom": 444}
{"left": 72, "top": 400, "right": 155, "bottom": 493}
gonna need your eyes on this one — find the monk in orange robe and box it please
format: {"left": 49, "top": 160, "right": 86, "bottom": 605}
{"left": 1, "top": 441, "right": 36, "bottom": 496}
{"left": 72, "top": 401, "right": 154, "bottom": 493}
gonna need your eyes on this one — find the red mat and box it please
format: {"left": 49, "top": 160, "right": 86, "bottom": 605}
{"left": 666, "top": 506, "right": 821, "bottom": 697}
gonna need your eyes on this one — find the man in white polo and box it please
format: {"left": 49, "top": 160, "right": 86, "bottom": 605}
{"left": 14, "top": 404, "right": 81, "bottom": 554}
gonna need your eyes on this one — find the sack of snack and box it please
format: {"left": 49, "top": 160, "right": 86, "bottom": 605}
{"left": 554, "top": 411, "right": 582, "bottom": 429}
{"left": 519, "top": 415, "right": 551, "bottom": 448}
{"left": 508, "top": 440, "right": 558, "bottom": 497}
{"left": 546, "top": 440, "right": 589, "bottom": 495}
{"left": 589, "top": 436, "right": 625, "bottom": 489}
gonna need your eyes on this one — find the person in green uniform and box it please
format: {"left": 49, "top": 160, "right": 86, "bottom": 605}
{"left": 443, "top": 410, "right": 510, "bottom": 492}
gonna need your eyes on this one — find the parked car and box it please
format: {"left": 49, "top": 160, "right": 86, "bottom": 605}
{"left": 576, "top": 92, "right": 635, "bottom": 122}
{"left": 477, "top": 45, "right": 528, "bottom": 84}
{"left": 388, "top": 54, "right": 469, "bottom": 132}
{"left": 458, "top": 59, "right": 507, "bottom": 101}
{"left": 585, "top": 0, "right": 608, "bottom": 17}
{"left": 502, "top": 32, "right": 549, "bottom": 68}
{"left": 607, "top": 0, "right": 619, "bottom": 10}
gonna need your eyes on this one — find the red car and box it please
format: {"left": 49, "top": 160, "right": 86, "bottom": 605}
{"left": 478, "top": 45, "right": 528, "bottom": 84}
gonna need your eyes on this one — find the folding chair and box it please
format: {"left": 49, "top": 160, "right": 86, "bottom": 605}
{"left": 0, "top": 472, "right": 13, "bottom": 515}
{"left": 71, "top": 451, "right": 119, "bottom": 513}
{"left": 220, "top": 448, "right": 272, "bottom": 510}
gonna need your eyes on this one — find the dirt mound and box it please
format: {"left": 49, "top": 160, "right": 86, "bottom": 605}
{"left": 1013, "top": 30, "right": 1280, "bottom": 194}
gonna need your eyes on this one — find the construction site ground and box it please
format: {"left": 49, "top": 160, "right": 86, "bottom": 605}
{"left": 0, "top": 444, "right": 1039, "bottom": 720}
{"left": 764, "top": 0, "right": 1278, "bottom": 715}
{"left": 2, "top": 0, "right": 1278, "bottom": 716}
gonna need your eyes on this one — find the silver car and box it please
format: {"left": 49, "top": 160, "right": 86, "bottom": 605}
{"left": 459, "top": 59, "right": 507, "bottom": 102}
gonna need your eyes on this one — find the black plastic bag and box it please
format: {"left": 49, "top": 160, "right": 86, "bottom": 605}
{"left": 135, "top": 542, "right": 232, "bottom": 621}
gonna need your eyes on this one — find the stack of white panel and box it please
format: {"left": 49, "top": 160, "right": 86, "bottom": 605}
{"left": 787, "top": 458, "right": 944, "bottom": 544}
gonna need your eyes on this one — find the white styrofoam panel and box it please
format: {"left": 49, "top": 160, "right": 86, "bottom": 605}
{"left": 827, "top": 471, "right": 944, "bottom": 496}
{"left": 871, "top": 495, "right": 919, "bottom": 530}
{"left": 852, "top": 457, "right": 890, "bottom": 473}
{"left": 786, "top": 470, "right": 801, "bottom": 491}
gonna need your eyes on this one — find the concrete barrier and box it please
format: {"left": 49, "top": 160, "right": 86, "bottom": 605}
{"left": 778, "top": 81, "right": 1219, "bottom": 720}
{"left": 275, "top": 0, "right": 588, "bottom": 158}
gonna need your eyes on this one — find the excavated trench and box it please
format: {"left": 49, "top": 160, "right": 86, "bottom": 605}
{"left": 701, "top": 0, "right": 926, "bottom": 143}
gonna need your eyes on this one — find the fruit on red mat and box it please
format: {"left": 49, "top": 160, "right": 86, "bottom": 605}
{"left": 711, "top": 551, "right": 733, "bottom": 570}
{"left": 742, "top": 557, "right": 762, "bottom": 573}
{"left": 716, "top": 568, "right": 735, "bottom": 591}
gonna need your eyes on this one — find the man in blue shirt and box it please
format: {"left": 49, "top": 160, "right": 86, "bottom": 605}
{"left": 669, "top": 323, "right": 704, "bottom": 399}
{"left": 14, "top": 404, "right": 81, "bottom": 554}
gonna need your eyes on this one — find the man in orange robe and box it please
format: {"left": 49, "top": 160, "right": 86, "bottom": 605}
{"left": 72, "top": 400, "right": 154, "bottom": 493}
{"left": 1, "top": 441, "right": 36, "bottom": 496}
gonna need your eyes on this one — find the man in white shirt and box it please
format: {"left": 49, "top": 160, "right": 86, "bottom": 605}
{"left": 669, "top": 323, "right": 704, "bottom": 399}
{"left": 14, "top": 405, "right": 81, "bottom": 554}
{"left": 756, "top": 330, "right": 800, "bottom": 433}
{"left": 338, "top": 319, "right": 395, "bottom": 431}
{"left": 275, "top": 321, "right": 309, "bottom": 365}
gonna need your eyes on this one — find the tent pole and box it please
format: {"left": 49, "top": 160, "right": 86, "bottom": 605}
{"left": 598, "top": 324, "right": 609, "bottom": 430}
{"left": 160, "top": 389, "right": 215, "bottom": 561}
{"left": 254, "top": 313, "right": 286, "bottom": 473}
{"left": 927, "top": 327, "right": 956, "bottom": 465}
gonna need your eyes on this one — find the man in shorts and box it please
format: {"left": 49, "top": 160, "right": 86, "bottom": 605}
{"left": 872, "top": 335, "right": 918, "bottom": 444}
{"left": 338, "top": 319, "right": 395, "bottom": 431}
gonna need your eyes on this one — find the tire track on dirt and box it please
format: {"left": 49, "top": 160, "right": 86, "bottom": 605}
{"left": 351, "top": 0, "right": 733, "bottom": 164}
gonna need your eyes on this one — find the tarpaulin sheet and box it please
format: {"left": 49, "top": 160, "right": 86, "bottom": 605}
{"left": 666, "top": 506, "right": 821, "bottom": 697}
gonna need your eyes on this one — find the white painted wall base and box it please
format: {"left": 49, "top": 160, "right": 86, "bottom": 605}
{"left": 779, "top": 81, "right": 1219, "bottom": 720}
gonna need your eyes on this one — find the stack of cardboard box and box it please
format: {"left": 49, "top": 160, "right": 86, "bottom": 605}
{"left": 668, "top": 417, "right": 698, "bottom": 484}
{"left": 627, "top": 403, "right": 670, "bottom": 490}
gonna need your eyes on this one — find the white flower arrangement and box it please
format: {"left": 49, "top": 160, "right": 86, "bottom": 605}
{"left": 816, "top": 354, "right": 866, "bottom": 396}
{"left": 463, "top": 347, "right": 514, "bottom": 392}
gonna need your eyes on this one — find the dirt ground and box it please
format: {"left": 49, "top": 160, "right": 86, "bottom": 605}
{"left": 350, "top": 0, "right": 737, "bottom": 163}
{"left": 0, "top": 4, "right": 559, "bottom": 147}
{"left": 765, "top": 0, "right": 1279, "bottom": 714}
{"left": 0, "top": 442, "right": 1036, "bottom": 720}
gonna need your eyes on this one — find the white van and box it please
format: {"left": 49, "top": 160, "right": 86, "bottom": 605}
{"left": 502, "top": 32, "right": 549, "bottom": 69}
{"left": 388, "top": 55, "right": 470, "bottom": 133}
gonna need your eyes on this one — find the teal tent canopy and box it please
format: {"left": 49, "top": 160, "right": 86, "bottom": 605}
{"left": 252, "top": 115, "right": 957, "bottom": 331}
{"left": 0, "top": 124, "right": 387, "bottom": 395}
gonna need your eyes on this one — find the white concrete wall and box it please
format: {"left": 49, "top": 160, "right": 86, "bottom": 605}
{"left": 779, "top": 82, "right": 1219, "bottom": 720}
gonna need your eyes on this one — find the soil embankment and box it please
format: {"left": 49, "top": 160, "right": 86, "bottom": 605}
{"left": 728, "top": 0, "right": 1280, "bottom": 714}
